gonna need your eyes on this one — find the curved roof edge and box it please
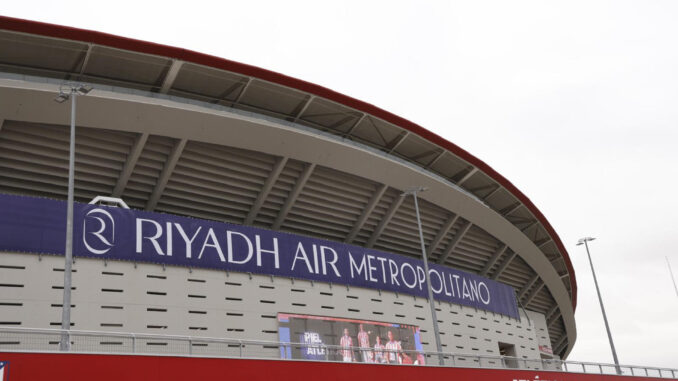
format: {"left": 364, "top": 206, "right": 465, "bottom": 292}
{"left": 0, "top": 15, "right": 576, "bottom": 310}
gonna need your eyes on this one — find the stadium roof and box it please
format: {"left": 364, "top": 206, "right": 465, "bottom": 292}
{"left": 0, "top": 15, "right": 577, "bottom": 357}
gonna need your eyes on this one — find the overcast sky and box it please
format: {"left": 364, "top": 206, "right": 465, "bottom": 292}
{"left": 4, "top": 0, "right": 678, "bottom": 368}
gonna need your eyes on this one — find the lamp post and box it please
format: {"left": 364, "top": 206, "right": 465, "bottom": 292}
{"left": 402, "top": 187, "right": 444, "bottom": 365}
{"left": 577, "top": 237, "right": 620, "bottom": 374}
{"left": 54, "top": 83, "right": 92, "bottom": 351}
{"left": 667, "top": 257, "right": 678, "bottom": 298}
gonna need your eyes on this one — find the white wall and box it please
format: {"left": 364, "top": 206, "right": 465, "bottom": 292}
{"left": 0, "top": 252, "right": 551, "bottom": 368}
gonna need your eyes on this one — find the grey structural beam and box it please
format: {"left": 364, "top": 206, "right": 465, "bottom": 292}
{"left": 426, "top": 213, "right": 459, "bottom": 257}
{"left": 537, "top": 237, "right": 553, "bottom": 248}
{"left": 159, "top": 59, "right": 184, "bottom": 94}
{"left": 366, "top": 194, "right": 405, "bottom": 248}
{"left": 554, "top": 335, "right": 568, "bottom": 354}
{"left": 491, "top": 251, "right": 517, "bottom": 280}
{"left": 521, "top": 221, "right": 538, "bottom": 232}
{"left": 425, "top": 150, "right": 446, "bottom": 169}
{"left": 456, "top": 167, "right": 478, "bottom": 186}
{"left": 112, "top": 132, "right": 149, "bottom": 198}
{"left": 483, "top": 185, "right": 502, "bottom": 201}
{"left": 272, "top": 163, "right": 316, "bottom": 230}
{"left": 233, "top": 77, "right": 253, "bottom": 104}
{"left": 292, "top": 95, "right": 315, "bottom": 123}
{"left": 518, "top": 274, "right": 540, "bottom": 299}
{"left": 480, "top": 244, "right": 508, "bottom": 277}
{"left": 345, "top": 184, "right": 388, "bottom": 244}
{"left": 344, "top": 113, "right": 366, "bottom": 137}
{"left": 502, "top": 202, "right": 523, "bottom": 216}
{"left": 75, "top": 43, "right": 93, "bottom": 79}
{"left": 436, "top": 220, "right": 472, "bottom": 264}
{"left": 387, "top": 131, "right": 410, "bottom": 154}
{"left": 547, "top": 311, "right": 562, "bottom": 327}
{"left": 145, "top": 138, "right": 187, "bottom": 211}
{"left": 545, "top": 304, "right": 559, "bottom": 322}
{"left": 244, "top": 156, "right": 289, "bottom": 225}
{"left": 468, "top": 184, "right": 496, "bottom": 194}
{"left": 524, "top": 281, "right": 545, "bottom": 307}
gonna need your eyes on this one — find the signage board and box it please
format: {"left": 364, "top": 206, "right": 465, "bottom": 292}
{"left": 0, "top": 193, "right": 519, "bottom": 318}
{"left": 277, "top": 313, "right": 424, "bottom": 364}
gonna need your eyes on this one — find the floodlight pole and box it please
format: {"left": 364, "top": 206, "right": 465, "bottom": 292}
{"left": 667, "top": 257, "right": 678, "bottom": 298}
{"left": 578, "top": 237, "right": 620, "bottom": 374}
{"left": 55, "top": 83, "right": 91, "bottom": 351}
{"left": 59, "top": 88, "right": 77, "bottom": 351}
{"left": 402, "top": 187, "right": 444, "bottom": 366}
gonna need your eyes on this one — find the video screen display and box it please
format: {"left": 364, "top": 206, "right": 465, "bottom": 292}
{"left": 277, "top": 313, "right": 425, "bottom": 365}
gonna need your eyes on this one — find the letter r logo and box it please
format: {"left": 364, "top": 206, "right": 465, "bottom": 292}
{"left": 82, "top": 208, "right": 115, "bottom": 255}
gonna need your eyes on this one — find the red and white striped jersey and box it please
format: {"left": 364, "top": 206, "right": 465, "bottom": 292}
{"left": 357, "top": 331, "right": 370, "bottom": 348}
{"left": 340, "top": 335, "right": 353, "bottom": 358}
{"left": 385, "top": 340, "right": 402, "bottom": 363}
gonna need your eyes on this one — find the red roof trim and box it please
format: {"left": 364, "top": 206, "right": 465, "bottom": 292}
{"left": 0, "top": 15, "right": 576, "bottom": 310}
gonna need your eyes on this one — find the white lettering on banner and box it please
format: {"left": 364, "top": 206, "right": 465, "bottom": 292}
{"left": 199, "top": 228, "right": 226, "bottom": 262}
{"left": 226, "top": 230, "right": 252, "bottom": 264}
{"left": 478, "top": 282, "right": 491, "bottom": 304}
{"left": 417, "top": 266, "right": 426, "bottom": 291}
{"left": 174, "top": 223, "right": 202, "bottom": 259}
{"left": 367, "top": 255, "right": 378, "bottom": 282}
{"left": 319, "top": 246, "right": 340, "bottom": 277}
{"left": 292, "top": 242, "right": 314, "bottom": 274}
{"left": 429, "top": 269, "right": 443, "bottom": 294}
{"left": 442, "top": 273, "right": 452, "bottom": 296}
{"left": 136, "top": 218, "right": 164, "bottom": 255}
{"left": 388, "top": 259, "right": 400, "bottom": 286}
{"left": 349, "top": 253, "right": 367, "bottom": 280}
{"left": 255, "top": 235, "right": 280, "bottom": 269}
{"left": 129, "top": 215, "right": 502, "bottom": 310}
{"left": 401, "top": 263, "right": 417, "bottom": 289}
{"left": 469, "top": 279, "right": 479, "bottom": 301}
{"left": 311, "top": 245, "right": 320, "bottom": 274}
{"left": 165, "top": 222, "right": 173, "bottom": 256}
{"left": 462, "top": 278, "right": 472, "bottom": 300}
{"left": 453, "top": 274, "right": 461, "bottom": 297}
{"left": 376, "top": 257, "right": 388, "bottom": 283}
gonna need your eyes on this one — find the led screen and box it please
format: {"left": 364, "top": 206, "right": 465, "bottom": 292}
{"left": 278, "top": 313, "right": 425, "bottom": 365}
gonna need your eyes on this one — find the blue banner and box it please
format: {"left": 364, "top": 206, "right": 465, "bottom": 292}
{"left": 0, "top": 194, "right": 519, "bottom": 318}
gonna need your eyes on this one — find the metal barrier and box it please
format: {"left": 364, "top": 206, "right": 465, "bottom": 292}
{"left": 0, "top": 327, "right": 675, "bottom": 378}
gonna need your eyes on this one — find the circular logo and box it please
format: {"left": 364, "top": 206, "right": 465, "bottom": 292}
{"left": 82, "top": 208, "right": 115, "bottom": 255}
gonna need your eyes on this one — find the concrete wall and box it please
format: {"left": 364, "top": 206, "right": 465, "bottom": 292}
{"left": 0, "top": 252, "right": 551, "bottom": 368}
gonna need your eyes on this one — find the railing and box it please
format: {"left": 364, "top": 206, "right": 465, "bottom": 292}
{"left": 0, "top": 327, "right": 675, "bottom": 378}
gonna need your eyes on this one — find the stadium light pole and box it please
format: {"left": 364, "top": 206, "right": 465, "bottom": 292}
{"left": 577, "top": 237, "right": 620, "bottom": 374}
{"left": 54, "top": 83, "right": 92, "bottom": 351}
{"left": 402, "top": 187, "right": 444, "bottom": 366}
{"left": 667, "top": 257, "right": 678, "bottom": 298}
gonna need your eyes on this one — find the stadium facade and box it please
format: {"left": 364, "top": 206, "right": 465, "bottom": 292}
{"left": 0, "top": 15, "right": 578, "bottom": 370}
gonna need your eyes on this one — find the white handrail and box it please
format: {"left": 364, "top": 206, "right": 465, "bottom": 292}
{"left": 0, "top": 326, "right": 675, "bottom": 378}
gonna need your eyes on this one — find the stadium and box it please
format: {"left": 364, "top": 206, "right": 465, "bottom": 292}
{"left": 0, "top": 15, "right": 673, "bottom": 381}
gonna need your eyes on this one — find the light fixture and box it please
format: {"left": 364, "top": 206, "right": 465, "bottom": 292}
{"left": 54, "top": 93, "right": 70, "bottom": 103}
{"left": 75, "top": 84, "right": 93, "bottom": 94}
{"left": 576, "top": 237, "right": 595, "bottom": 246}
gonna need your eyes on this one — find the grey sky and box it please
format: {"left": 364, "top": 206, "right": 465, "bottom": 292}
{"left": 4, "top": 0, "right": 678, "bottom": 368}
